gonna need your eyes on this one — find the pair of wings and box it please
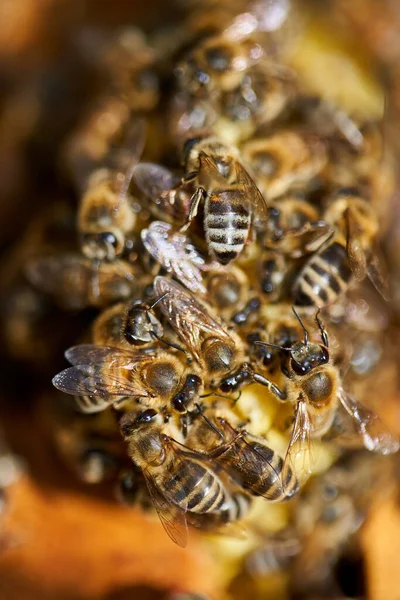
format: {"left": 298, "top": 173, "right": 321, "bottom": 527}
{"left": 284, "top": 389, "right": 399, "bottom": 487}
{"left": 52, "top": 345, "right": 157, "bottom": 411}
{"left": 153, "top": 276, "right": 233, "bottom": 364}
{"left": 141, "top": 221, "right": 207, "bottom": 295}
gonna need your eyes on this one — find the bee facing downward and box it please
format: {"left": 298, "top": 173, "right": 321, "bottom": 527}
{"left": 254, "top": 308, "right": 399, "bottom": 485}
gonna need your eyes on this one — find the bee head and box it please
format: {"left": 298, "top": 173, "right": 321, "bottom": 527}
{"left": 289, "top": 342, "right": 329, "bottom": 376}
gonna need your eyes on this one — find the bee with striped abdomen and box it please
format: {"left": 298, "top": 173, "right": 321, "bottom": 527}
{"left": 292, "top": 189, "right": 389, "bottom": 308}
{"left": 187, "top": 404, "right": 299, "bottom": 501}
{"left": 118, "top": 407, "right": 236, "bottom": 547}
{"left": 181, "top": 135, "right": 267, "bottom": 264}
{"left": 52, "top": 343, "right": 203, "bottom": 416}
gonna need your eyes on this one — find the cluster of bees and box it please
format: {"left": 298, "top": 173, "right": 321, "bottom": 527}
{"left": 3, "top": 0, "right": 399, "bottom": 595}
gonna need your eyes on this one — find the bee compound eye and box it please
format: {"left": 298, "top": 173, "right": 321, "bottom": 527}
{"left": 290, "top": 359, "right": 309, "bottom": 376}
{"left": 136, "top": 408, "right": 158, "bottom": 423}
{"left": 321, "top": 346, "right": 330, "bottom": 364}
{"left": 186, "top": 374, "right": 202, "bottom": 388}
{"left": 172, "top": 393, "right": 187, "bottom": 413}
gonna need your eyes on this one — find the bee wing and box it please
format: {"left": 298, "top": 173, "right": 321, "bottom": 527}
{"left": 211, "top": 421, "right": 287, "bottom": 501}
{"left": 133, "top": 162, "right": 181, "bottom": 198}
{"left": 153, "top": 276, "right": 231, "bottom": 362}
{"left": 142, "top": 222, "right": 206, "bottom": 295}
{"left": 53, "top": 344, "right": 154, "bottom": 403}
{"left": 142, "top": 468, "right": 188, "bottom": 548}
{"left": 240, "top": 438, "right": 287, "bottom": 501}
{"left": 278, "top": 221, "right": 334, "bottom": 257}
{"left": 346, "top": 217, "right": 367, "bottom": 282}
{"left": 283, "top": 400, "right": 315, "bottom": 487}
{"left": 52, "top": 365, "right": 151, "bottom": 403}
{"left": 338, "top": 389, "right": 399, "bottom": 454}
{"left": 233, "top": 161, "right": 268, "bottom": 223}
{"left": 64, "top": 344, "right": 150, "bottom": 367}
{"left": 366, "top": 244, "right": 391, "bottom": 302}
{"left": 197, "top": 154, "right": 231, "bottom": 187}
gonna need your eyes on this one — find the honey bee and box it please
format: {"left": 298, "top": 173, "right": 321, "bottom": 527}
{"left": 77, "top": 117, "right": 146, "bottom": 261}
{"left": 132, "top": 162, "right": 193, "bottom": 227}
{"left": 254, "top": 309, "right": 399, "bottom": 484}
{"left": 92, "top": 295, "right": 164, "bottom": 349}
{"left": 100, "top": 28, "right": 160, "bottom": 112}
{"left": 292, "top": 189, "right": 389, "bottom": 308}
{"left": 241, "top": 129, "right": 327, "bottom": 200}
{"left": 26, "top": 253, "right": 139, "bottom": 309}
{"left": 181, "top": 136, "right": 267, "bottom": 264}
{"left": 205, "top": 265, "right": 250, "bottom": 320}
{"left": 118, "top": 407, "right": 238, "bottom": 547}
{"left": 247, "top": 303, "right": 304, "bottom": 372}
{"left": 220, "top": 61, "right": 297, "bottom": 138}
{"left": 187, "top": 404, "right": 299, "bottom": 500}
{"left": 175, "top": 32, "right": 264, "bottom": 95}
{"left": 153, "top": 277, "right": 286, "bottom": 398}
{"left": 52, "top": 344, "right": 203, "bottom": 415}
{"left": 153, "top": 276, "right": 257, "bottom": 394}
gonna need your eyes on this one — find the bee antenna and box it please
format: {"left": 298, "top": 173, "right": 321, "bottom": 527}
{"left": 315, "top": 309, "right": 329, "bottom": 347}
{"left": 292, "top": 307, "right": 309, "bottom": 345}
{"left": 148, "top": 291, "right": 169, "bottom": 312}
{"left": 195, "top": 403, "right": 224, "bottom": 439}
{"left": 150, "top": 331, "right": 188, "bottom": 355}
{"left": 254, "top": 341, "right": 293, "bottom": 352}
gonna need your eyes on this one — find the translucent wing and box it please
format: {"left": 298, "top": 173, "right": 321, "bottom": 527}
{"left": 65, "top": 344, "right": 149, "bottom": 367}
{"left": 141, "top": 221, "right": 206, "bottom": 294}
{"left": 133, "top": 162, "right": 181, "bottom": 198}
{"left": 278, "top": 221, "right": 334, "bottom": 257}
{"left": 153, "top": 276, "right": 231, "bottom": 363}
{"left": 366, "top": 244, "right": 391, "bottom": 302}
{"left": 53, "top": 344, "right": 154, "bottom": 403}
{"left": 282, "top": 400, "right": 315, "bottom": 487}
{"left": 142, "top": 468, "right": 188, "bottom": 548}
{"left": 197, "top": 153, "right": 231, "bottom": 187}
{"left": 211, "top": 420, "right": 287, "bottom": 501}
{"left": 338, "top": 388, "right": 399, "bottom": 455}
{"left": 108, "top": 118, "right": 146, "bottom": 201}
{"left": 233, "top": 160, "right": 268, "bottom": 222}
{"left": 346, "top": 208, "right": 367, "bottom": 282}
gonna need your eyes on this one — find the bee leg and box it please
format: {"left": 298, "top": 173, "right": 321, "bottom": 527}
{"left": 253, "top": 373, "right": 287, "bottom": 401}
{"left": 179, "top": 187, "right": 205, "bottom": 232}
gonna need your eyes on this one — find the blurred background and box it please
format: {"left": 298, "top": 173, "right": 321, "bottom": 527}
{"left": 0, "top": 1, "right": 400, "bottom": 598}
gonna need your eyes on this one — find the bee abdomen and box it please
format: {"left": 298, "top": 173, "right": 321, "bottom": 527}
{"left": 166, "top": 461, "right": 225, "bottom": 513}
{"left": 206, "top": 206, "right": 250, "bottom": 264}
{"left": 255, "top": 450, "right": 288, "bottom": 501}
{"left": 292, "top": 242, "right": 352, "bottom": 308}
